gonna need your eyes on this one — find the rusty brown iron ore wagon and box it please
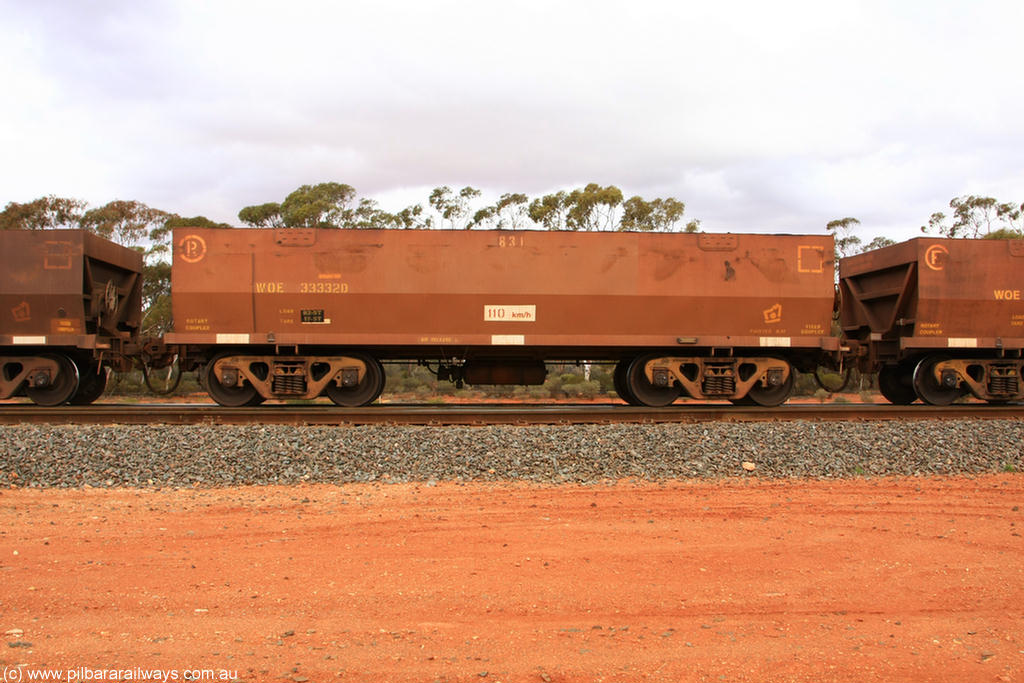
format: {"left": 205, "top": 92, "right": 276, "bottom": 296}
{"left": 841, "top": 237, "right": 1024, "bottom": 404}
{"left": 0, "top": 230, "right": 143, "bottom": 405}
{"left": 164, "top": 228, "right": 840, "bottom": 407}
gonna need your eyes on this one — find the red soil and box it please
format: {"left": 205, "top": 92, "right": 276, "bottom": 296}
{"left": 1, "top": 476, "right": 1022, "bottom": 682}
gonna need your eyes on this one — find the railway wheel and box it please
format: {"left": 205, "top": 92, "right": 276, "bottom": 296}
{"left": 203, "top": 354, "right": 261, "bottom": 407}
{"left": 912, "top": 355, "right": 963, "bottom": 406}
{"left": 877, "top": 363, "right": 917, "bottom": 405}
{"left": 625, "top": 355, "right": 680, "bottom": 407}
{"left": 325, "top": 355, "right": 385, "bottom": 407}
{"left": 745, "top": 365, "right": 795, "bottom": 407}
{"left": 26, "top": 354, "right": 80, "bottom": 407}
{"left": 613, "top": 360, "right": 641, "bottom": 405}
{"left": 69, "top": 360, "right": 108, "bottom": 405}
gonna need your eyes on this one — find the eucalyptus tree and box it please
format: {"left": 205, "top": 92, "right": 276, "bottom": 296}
{"left": 428, "top": 185, "right": 482, "bottom": 229}
{"left": 923, "top": 195, "right": 1023, "bottom": 238}
{"left": 620, "top": 196, "right": 687, "bottom": 232}
{"left": 470, "top": 192, "right": 529, "bottom": 230}
{"left": 825, "top": 217, "right": 862, "bottom": 258}
{"left": 237, "top": 202, "right": 283, "bottom": 228}
{"left": 0, "top": 195, "right": 86, "bottom": 230}
{"left": 565, "top": 183, "right": 623, "bottom": 231}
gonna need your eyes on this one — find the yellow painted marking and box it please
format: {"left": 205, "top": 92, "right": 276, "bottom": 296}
{"left": 178, "top": 234, "right": 207, "bottom": 263}
{"left": 43, "top": 241, "right": 73, "bottom": 270}
{"left": 51, "top": 319, "right": 80, "bottom": 334}
{"left": 497, "top": 234, "right": 525, "bottom": 248}
{"left": 924, "top": 244, "right": 949, "bottom": 271}
{"left": 485, "top": 305, "right": 536, "bottom": 322}
{"left": 299, "top": 281, "right": 349, "bottom": 294}
{"left": 11, "top": 301, "right": 30, "bottom": 322}
{"left": 797, "top": 245, "right": 824, "bottom": 273}
{"left": 762, "top": 303, "right": 783, "bottom": 324}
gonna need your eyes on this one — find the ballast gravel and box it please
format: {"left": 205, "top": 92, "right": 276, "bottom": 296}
{"left": 0, "top": 420, "right": 1021, "bottom": 488}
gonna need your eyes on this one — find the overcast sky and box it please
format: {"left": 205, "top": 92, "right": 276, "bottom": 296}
{"left": 2, "top": 0, "right": 1021, "bottom": 243}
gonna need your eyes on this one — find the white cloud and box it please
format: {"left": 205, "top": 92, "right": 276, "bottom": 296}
{"left": 1, "top": 0, "right": 1023, "bottom": 241}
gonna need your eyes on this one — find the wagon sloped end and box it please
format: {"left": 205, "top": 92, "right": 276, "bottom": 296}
{"left": 0, "top": 230, "right": 144, "bottom": 405}
{"left": 840, "top": 237, "right": 1024, "bottom": 404}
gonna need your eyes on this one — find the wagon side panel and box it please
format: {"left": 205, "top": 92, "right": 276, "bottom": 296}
{"left": 168, "top": 228, "right": 836, "bottom": 354}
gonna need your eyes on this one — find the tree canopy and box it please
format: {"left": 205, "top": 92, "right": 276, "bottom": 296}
{"left": 238, "top": 181, "right": 699, "bottom": 232}
{"left": 280, "top": 182, "right": 357, "bottom": 227}
{"left": 922, "top": 195, "right": 1023, "bottom": 239}
{"left": 0, "top": 195, "right": 86, "bottom": 231}
{"left": 237, "top": 202, "right": 283, "bottom": 228}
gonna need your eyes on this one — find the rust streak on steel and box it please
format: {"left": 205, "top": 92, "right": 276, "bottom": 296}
{"left": 0, "top": 403, "right": 1021, "bottom": 426}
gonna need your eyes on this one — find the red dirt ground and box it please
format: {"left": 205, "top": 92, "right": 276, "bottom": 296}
{"left": 1, "top": 476, "right": 1022, "bottom": 682}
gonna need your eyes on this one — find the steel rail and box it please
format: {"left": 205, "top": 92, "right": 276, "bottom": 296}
{"left": 0, "top": 402, "right": 1022, "bottom": 426}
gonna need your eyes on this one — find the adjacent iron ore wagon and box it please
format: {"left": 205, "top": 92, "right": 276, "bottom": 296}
{"left": 165, "top": 227, "right": 839, "bottom": 406}
{"left": 840, "top": 237, "right": 1024, "bottom": 404}
{"left": 0, "top": 229, "right": 142, "bottom": 405}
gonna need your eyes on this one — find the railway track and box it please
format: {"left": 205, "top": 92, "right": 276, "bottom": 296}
{"left": 1, "top": 401, "right": 1022, "bottom": 425}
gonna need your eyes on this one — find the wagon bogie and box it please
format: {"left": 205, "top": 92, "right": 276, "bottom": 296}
{"left": 1, "top": 354, "right": 63, "bottom": 400}
{"left": 916, "top": 355, "right": 1023, "bottom": 404}
{"left": 637, "top": 354, "right": 796, "bottom": 406}
{"left": 200, "top": 351, "right": 381, "bottom": 406}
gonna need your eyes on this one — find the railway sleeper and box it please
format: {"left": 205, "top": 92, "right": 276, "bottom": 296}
{"left": 643, "top": 356, "right": 794, "bottom": 404}
{"left": 930, "top": 358, "right": 1024, "bottom": 402}
{"left": 209, "top": 354, "right": 368, "bottom": 402}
